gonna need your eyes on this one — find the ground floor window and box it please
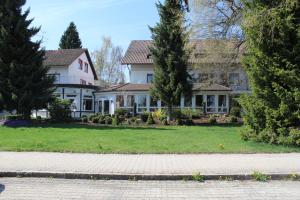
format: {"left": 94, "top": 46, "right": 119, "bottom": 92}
{"left": 218, "top": 95, "right": 227, "bottom": 112}
{"left": 116, "top": 95, "right": 125, "bottom": 108}
{"left": 127, "top": 95, "right": 135, "bottom": 107}
{"left": 207, "top": 95, "right": 216, "bottom": 113}
{"left": 83, "top": 99, "right": 93, "bottom": 111}
{"left": 184, "top": 96, "right": 192, "bottom": 107}
{"left": 150, "top": 96, "right": 158, "bottom": 112}
{"left": 137, "top": 95, "right": 147, "bottom": 113}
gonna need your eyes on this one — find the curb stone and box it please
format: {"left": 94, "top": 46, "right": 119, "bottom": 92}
{"left": 0, "top": 172, "right": 295, "bottom": 181}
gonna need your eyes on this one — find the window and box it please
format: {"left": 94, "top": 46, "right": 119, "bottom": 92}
{"left": 80, "top": 79, "right": 86, "bottom": 85}
{"left": 137, "top": 95, "right": 147, "bottom": 113}
{"left": 127, "top": 95, "right": 135, "bottom": 107}
{"left": 84, "top": 63, "right": 88, "bottom": 73}
{"left": 184, "top": 96, "right": 192, "bottom": 107}
{"left": 229, "top": 73, "right": 240, "bottom": 85}
{"left": 195, "top": 95, "right": 203, "bottom": 107}
{"left": 116, "top": 95, "right": 125, "bottom": 108}
{"left": 207, "top": 95, "right": 216, "bottom": 113}
{"left": 218, "top": 95, "right": 227, "bottom": 112}
{"left": 78, "top": 59, "right": 83, "bottom": 70}
{"left": 150, "top": 96, "right": 158, "bottom": 112}
{"left": 83, "top": 99, "right": 93, "bottom": 111}
{"left": 147, "top": 74, "right": 154, "bottom": 83}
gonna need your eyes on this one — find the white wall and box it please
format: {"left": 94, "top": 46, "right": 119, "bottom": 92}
{"left": 130, "top": 63, "right": 249, "bottom": 91}
{"left": 131, "top": 65, "right": 154, "bottom": 84}
{"left": 68, "top": 52, "right": 95, "bottom": 85}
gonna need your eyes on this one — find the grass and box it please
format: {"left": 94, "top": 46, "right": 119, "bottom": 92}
{"left": 0, "top": 124, "right": 299, "bottom": 154}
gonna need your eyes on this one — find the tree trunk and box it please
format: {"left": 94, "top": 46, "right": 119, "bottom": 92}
{"left": 167, "top": 104, "right": 173, "bottom": 122}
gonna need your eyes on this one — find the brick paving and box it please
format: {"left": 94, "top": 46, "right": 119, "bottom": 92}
{"left": 0, "top": 178, "right": 300, "bottom": 200}
{"left": 0, "top": 152, "right": 300, "bottom": 176}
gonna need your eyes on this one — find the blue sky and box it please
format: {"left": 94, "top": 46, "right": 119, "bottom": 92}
{"left": 25, "top": 0, "right": 160, "bottom": 51}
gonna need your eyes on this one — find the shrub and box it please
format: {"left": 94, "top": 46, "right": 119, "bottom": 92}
{"left": 181, "top": 108, "right": 199, "bottom": 119}
{"left": 230, "top": 107, "right": 241, "bottom": 118}
{"left": 184, "top": 119, "right": 194, "bottom": 126}
{"left": 48, "top": 99, "right": 72, "bottom": 122}
{"left": 140, "top": 112, "right": 149, "bottom": 123}
{"left": 146, "top": 113, "right": 155, "bottom": 125}
{"left": 208, "top": 115, "right": 217, "bottom": 125}
{"left": 81, "top": 117, "right": 88, "bottom": 123}
{"left": 288, "top": 129, "right": 300, "bottom": 146}
{"left": 98, "top": 116, "right": 105, "bottom": 124}
{"left": 175, "top": 118, "right": 183, "bottom": 126}
{"left": 173, "top": 110, "right": 182, "bottom": 121}
{"left": 105, "top": 116, "right": 112, "bottom": 125}
{"left": 162, "top": 119, "right": 169, "bottom": 126}
{"left": 153, "top": 109, "right": 167, "bottom": 121}
{"left": 229, "top": 116, "right": 238, "bottom": 123}
{"left": 88, "top": 114, "right": 98, "bottom": 122}
{"left": 115, "top": 108, "right": 127, "bottom": 116}
{"left": 6, "top": 115, "right": 24, "bottom": 120}
{"left": 112, "top": 115, "right": 120, "bottom": 126}
{"left": 92, "top": 117, "right": 99, "bottom": 123}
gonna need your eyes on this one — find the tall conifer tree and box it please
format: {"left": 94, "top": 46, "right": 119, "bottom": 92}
{"left": 59, "top": 22, "right": 82, "bottom": 49}
{"left": 150, "top": 0, "right": 192, "bottom": 121}
{"left": 0, "top": 0, "right": 54, "bottom": 118}
{"left": 240, "top": 0, "right": 300, "bottom": 146}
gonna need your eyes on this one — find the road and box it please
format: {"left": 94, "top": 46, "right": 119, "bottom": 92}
{"left": 0, "top": 178, "right": 300, "bottom": 200}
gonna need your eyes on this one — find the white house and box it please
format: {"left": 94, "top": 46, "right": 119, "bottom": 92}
{"left": 94, "top": 40, "right": 251, "bottom": 115}
{"left": 36, "top": 49, "right": 99, "bottom": 118}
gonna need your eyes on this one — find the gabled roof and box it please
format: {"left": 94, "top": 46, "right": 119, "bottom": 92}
{"left": 97, "top": 83, "right": 231, "bottom": 93}
{"left": 44, "top": 49, "right": 98, "bottom": 80}
{"left": 121, "top": 40, "right": 244, "bottom": 65}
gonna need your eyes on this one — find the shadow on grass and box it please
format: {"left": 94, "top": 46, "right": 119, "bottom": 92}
{"left": 9, "top": 123, "right": 174, "bottom": 131}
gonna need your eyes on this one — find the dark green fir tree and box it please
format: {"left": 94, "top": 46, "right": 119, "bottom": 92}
{"left": 0, "top": 0, "right": 54, "bottom": 118}
{"left": 150, "top": 0, "right": 192, "bottom": 121}
{"left": 240, "top": 0, "right": 300, "bottom": 146}
{"left": 59, "top": 22, "right": 82, "bottom": 49}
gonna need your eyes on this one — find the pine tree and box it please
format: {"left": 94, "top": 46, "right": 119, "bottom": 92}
{"left": 240, "top": 0, "right": 300, "bottom": 146}
{"left": 0, "top": 0, "right": 54, "bottom": 118}
{"left": 59, "top": 22, "right": 82, "bottom": 49}
{"left": 150, "top": 0, "right": 192, "bottom": 121}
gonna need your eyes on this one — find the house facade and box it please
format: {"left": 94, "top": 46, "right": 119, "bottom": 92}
{"left": 35, "top": 49, "right": 99, "bottom": 118}
{"left": 94, "top": 40, "right": 251, "bottom": 115}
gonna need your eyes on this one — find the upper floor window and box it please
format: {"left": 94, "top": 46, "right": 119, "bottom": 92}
{"left": 147, "top": 74, "right": 154, "bottom": 83}
{"left": 229, "top": 73, "right": 240, "bottom": 86}
{"left": 80, "top": 79, "right": 86, "bottom": 85}
{"left": 84, "top": 63, "right": 88, "bottom": 73}
{"left": 78, "top": 59, "right": 83, "bottom": 70}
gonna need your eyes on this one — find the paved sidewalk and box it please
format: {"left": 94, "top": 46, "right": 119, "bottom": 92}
{"left": 0, "top": 152, "right": 300, "bottom": 177}
{"left": 1, "top": 178, "right": 300, "bottom": 200}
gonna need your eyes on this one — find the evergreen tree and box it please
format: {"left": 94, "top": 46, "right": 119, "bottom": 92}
{"left": 150, "top": 0, "right": 192, "bottom": 121}
{"left": 0, "top": 0, "right": 54, "bottom": 118}
{"left": 59, "top": 22, "right": 82, "bottom": 49}
{"left": 240, "top": 0, "right": 300, "bottom": 146}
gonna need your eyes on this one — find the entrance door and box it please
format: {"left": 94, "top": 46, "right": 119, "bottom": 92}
{"left": 104, "top": 100, "right": 110, "bottom": 114}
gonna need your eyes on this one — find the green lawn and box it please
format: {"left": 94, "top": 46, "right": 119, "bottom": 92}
{"left": 0, "top": 124, "right": 299, "bottom": 153}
